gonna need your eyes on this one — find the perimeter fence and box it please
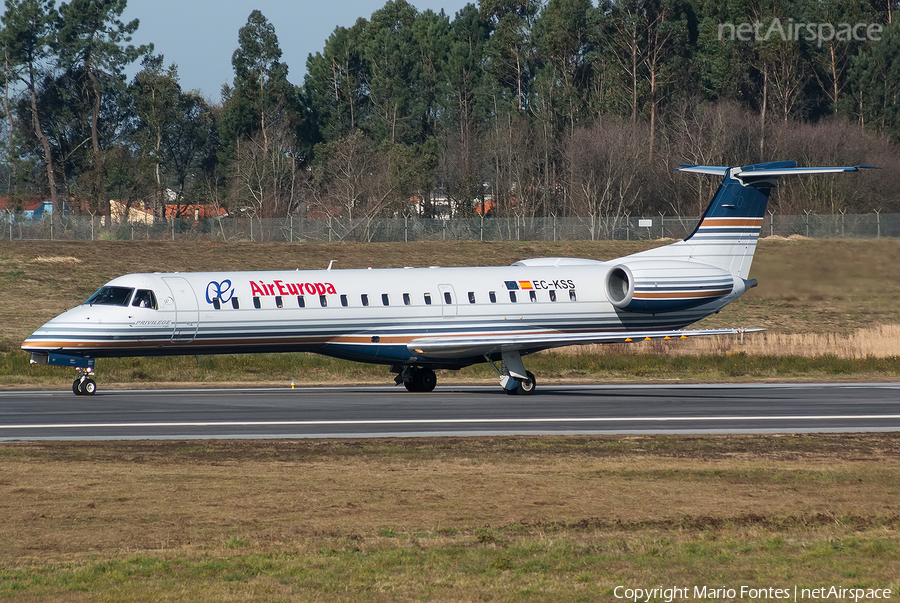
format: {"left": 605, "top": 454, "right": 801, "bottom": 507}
{"left": 4, "top": 212, "right": 900, "bottom": 243}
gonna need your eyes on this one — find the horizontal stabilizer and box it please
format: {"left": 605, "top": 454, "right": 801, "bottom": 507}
{"left": 676, "top": 165, "right": 729, "bottom": 175}
{"left": 678, "top": 163, "right": 878, "bottom": 180}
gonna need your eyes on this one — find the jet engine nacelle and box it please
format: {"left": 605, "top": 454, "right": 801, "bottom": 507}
{"left": 606, "top": 260, "right": 743, "bottom": 313}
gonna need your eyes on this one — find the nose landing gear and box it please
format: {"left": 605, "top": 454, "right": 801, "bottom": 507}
{"left": 73, "top": 369, "right": 97, "bottom": 396}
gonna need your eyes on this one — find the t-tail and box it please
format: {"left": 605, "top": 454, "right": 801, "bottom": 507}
{"left": 623, "top": 161, "right": 877, "bottom": 279}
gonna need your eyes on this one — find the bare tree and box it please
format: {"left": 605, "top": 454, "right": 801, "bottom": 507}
{"left": 563, "top": 121, "right": 649, "bottom": 238}
{"left": 229, "top": 126, "right": 301, "bottom": 237}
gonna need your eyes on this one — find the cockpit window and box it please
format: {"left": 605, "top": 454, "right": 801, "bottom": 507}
{"left": 85, "top": 286, "right": 134, "bottom": 306}
{"left": 132, "top": 289, "right": 158, "bottom": 310}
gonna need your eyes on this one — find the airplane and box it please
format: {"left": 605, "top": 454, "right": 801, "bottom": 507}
{"left": 22, "top": 160, "right": 874, "bottom": 396}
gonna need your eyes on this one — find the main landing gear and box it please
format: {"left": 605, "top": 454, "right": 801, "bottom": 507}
{"left": 393, "top": 365, "right": 437, "bottom": 392}
{"left": 391, "top": 349, "right": 538, "bottom": 395}
{"left": 486, "top": 350, "right": 537, "bottom": 395}
{"left": 72, "top": 368, "right": 97, "bottom": 396}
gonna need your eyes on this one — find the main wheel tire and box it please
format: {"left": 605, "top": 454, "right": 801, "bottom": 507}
{"left": 404, "top": 368, "right": 422, "bottom": 392}
{"left": 404, "top": 368, "right": 437, "bottom": 393}
{"left": 419, "top": 369, "right": 437, "bottom": 392}
{"left": 79, "top": 378, "right": 97, "bottom": 395}
{"left": 73, "top": 379, "right": 83, "bottom": 395}
{"left": 516, "top": 371, "right": 537, "bottom": 395}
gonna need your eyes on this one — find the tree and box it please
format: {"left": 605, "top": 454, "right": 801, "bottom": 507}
{"left": 219, "top": 10, "right": 300, "bottom": 167}
{"left": 439, "top": 3, "right": 489, "bottom": 213}
{"left": 56, "top": 0, "right": 150, "bottom": 221}
{"left": 358, "top": 0, "right": 419, "bottom": 144}
{"left": 482, "top": 0, "right": 538, "bottom": 113}
{"left": 0, "top": 0, "right": 61, "bottom": 216}
{"left": 129, "top": 54, "right": 179, "bottom": 212}
{"left": 130, "top": 57, "right": 218, "bottom": 218}
{"left": 532, "top": 0, "right": 595, "bottom": 132}
{"left": 304, "top": 22, "right": 366, "bottom": 143}
{"left": 845, "top": 22, "right": 900, "bottom": 141}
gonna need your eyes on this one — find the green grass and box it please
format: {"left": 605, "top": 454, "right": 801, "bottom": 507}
{"left": 3, "top": 349, "right": 899, "bottom": 388}
{"left": 2, "top": 526, "right": 898, "bottom": 601}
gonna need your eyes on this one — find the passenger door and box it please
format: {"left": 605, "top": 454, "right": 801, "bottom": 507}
{"left": 163, "top": 277, "right": 200, "bottom": 343}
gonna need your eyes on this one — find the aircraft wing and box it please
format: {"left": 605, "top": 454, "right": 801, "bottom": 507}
{"left": 407, "top": 328, "right": 763, "bottom": 359}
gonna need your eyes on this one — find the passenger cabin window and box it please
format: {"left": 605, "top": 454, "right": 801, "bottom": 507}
{"left": 361, "top": 294, "right": 369, "bottom": 307}
{"left": 132, "top": 289, "right": 157, "bottom": 310}
{"left": 443, "top": 291, "right": 452, "bottom": 304}
{"left": 340, "top": 294, "right": 348, "bottom": 307}
{"left": 232, "top": 297, "right": 240, "bottom": 309}
{"left": 549, "top": 290, "right": 557, "bottom": 302}
{"left": 569, "top": 290, "right": 577, "bottom": 301}
{"left": 509, "top": 291, "right": 517, "bottom": 303}
{"left": 530, "top": 291, "right": 537, "bottom": 302}
{"left": 253, "top": 296, "right": 262, "bottom": 309}
{"left": 403, "top": 293, "right": 411, "bottom": 306}
{"left": 319, "top": 295, "right": 327, "bottom": 307}
{"left": 276, "top": 296, "right": 284, "bottom": 308}
{"left": 297, "top": 295, "right": 305, "bottom": 308}
{"left": 382, "top": 294, "right": 390, "bottom": 306}
{"left": 212, "top": 298, "right": 221, "bottom": 310}
{"left": 424, "top": 293, "right": 432, "bottom": 305}
{"left": 489, "top": 291, "right": 497, "bottom": 303}
{"left": 468, "top": 292, "right": 476, "bottom": 304}
{"left": 86, "top": 286, "right": 134, "bottom": 306}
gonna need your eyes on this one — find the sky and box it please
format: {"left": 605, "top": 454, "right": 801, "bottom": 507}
{"left": 120, "top": 0, "right": 473, "bottom": 103}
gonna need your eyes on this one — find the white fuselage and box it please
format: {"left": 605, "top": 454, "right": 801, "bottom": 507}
{"left": 22, "top": 258, "right": 744, "bottom": 369}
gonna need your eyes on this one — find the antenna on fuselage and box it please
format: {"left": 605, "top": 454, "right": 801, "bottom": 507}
{"left": 327, "top": 260, "right": 335, "bottom": 271}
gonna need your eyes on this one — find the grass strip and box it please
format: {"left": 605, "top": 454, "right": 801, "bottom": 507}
{"left": 3, "top": 351, "right": 899, "bottom": 388}
{"left": 2, "top": 436, "right": 899, "bottom": 601}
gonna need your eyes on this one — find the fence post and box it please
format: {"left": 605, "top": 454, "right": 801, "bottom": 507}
{"left": 804, "top": 210, "right": 810, "bottom": 238}
{"left": 290, "top": 215, "right": 293, "bottom": 243}
{"left": 876, "top": 210, "right": 881, "bottom": 239}
{"left": 404, "top": 215, "right": 408, "bottom": 243}
{"left": 659, "top": 212, "right": 665, "bottom": 239}
{"left": 840, "top": 209, "right": 845, "bottom": 238}
{"left": 769, "top": 211, "right": 774, "bottom": 237}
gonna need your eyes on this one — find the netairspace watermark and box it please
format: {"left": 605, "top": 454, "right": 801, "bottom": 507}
{"left": 614, "top": 585, "right": 893, "bottom": 602}
{"left": 719, "top": 18, "right": 883, "bottom": 47}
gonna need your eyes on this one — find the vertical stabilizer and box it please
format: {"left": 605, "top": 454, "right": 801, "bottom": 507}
{"left": 623, "top": 161, "right": 874, "bottom": 279}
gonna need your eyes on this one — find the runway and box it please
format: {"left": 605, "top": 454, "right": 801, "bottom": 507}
{"left": 1, "top": 382, "right": 899, "bottom": 440}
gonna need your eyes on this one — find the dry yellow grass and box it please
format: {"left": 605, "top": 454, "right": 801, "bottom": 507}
{"left": 556, "top": 324, "right": 900, "bottom": 359}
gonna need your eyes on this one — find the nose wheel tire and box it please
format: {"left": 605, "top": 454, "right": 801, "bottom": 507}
{"left": 73, "top": 377, "right": 96, "bottom": 396}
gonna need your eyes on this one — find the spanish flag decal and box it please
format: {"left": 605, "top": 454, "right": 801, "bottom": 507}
{"left": 518, "top": 281, "right": 534, "bottom": 290}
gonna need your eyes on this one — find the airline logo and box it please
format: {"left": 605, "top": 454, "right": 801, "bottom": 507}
{"left": 505, "top": 279, "right": 575, "bottom": 291}
{"left": 250, "top": 280, "right": 337, "bottom": 297}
